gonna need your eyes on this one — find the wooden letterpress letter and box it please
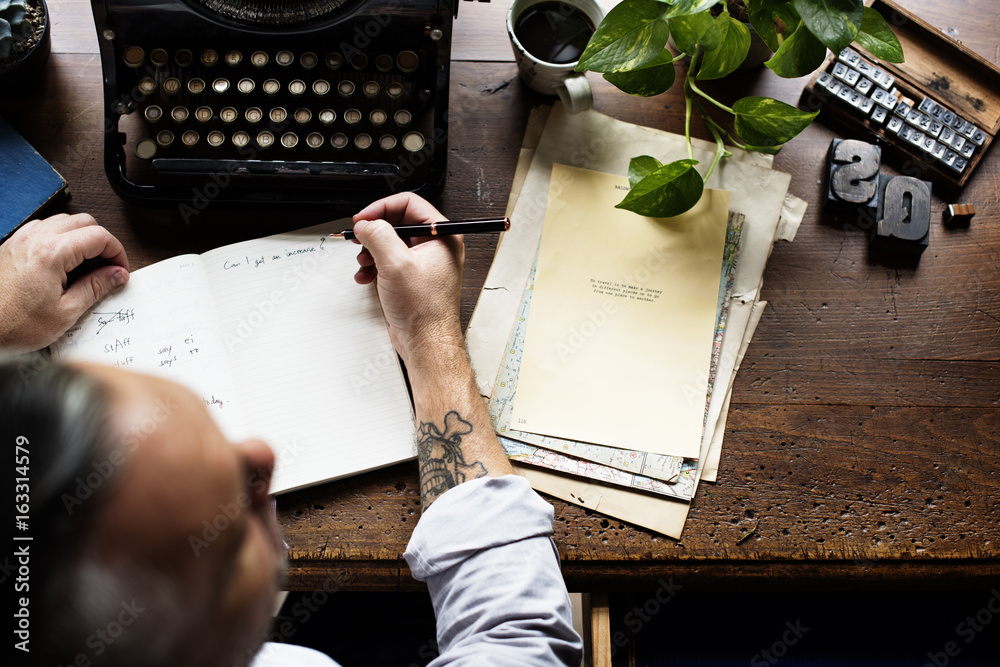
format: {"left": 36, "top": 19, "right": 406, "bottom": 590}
{"left": 870, "top": 175, "right": 932, "bottom": 254}
{"left": 826, "top": 138, "right": 881, "bottom": 217}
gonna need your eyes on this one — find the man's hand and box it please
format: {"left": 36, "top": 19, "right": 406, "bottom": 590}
{"left": 0, "top": 214, "right": 130, "bottom": 351}
{"left": 352, "top": 193, "right": 464, "bottom": 366}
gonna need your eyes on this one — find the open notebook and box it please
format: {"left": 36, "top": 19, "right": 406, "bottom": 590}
{"left": 52, "top": 221, "right": 416, "bottom": 494}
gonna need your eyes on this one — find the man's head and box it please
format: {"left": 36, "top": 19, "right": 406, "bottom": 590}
{"left": 2, "top": 356, "right": 285, "bottom": 666}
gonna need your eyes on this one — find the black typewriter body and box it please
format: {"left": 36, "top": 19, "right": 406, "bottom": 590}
{"left": 91, "top": 0, "right": 457, "bottom": 209}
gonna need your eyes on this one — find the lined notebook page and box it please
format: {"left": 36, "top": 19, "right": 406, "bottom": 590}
{"left": 200, "top": 221, "right": 416, "bottom": 494}
{"left": 52, "top": 255, "right": 247, "bottom": 438}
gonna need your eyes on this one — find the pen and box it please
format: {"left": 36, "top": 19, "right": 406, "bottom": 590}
{"left": 330, "top": 217, "right": 510, "bottom": 241}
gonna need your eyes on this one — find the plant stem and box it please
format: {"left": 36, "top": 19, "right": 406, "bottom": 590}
{"left": 689, "top": 79, "right": 735, "bottom": 115}
{"left": 703, "top": 115, "right": 727, "bottom": 182}
{"left": 693, "top": 97, "right": 747, "bottom": 150}
{"left": 684, "top": 49, "right": 705, "bottom": 161}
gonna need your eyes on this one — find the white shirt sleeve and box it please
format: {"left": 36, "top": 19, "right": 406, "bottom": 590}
{"left": 404, "top": 475, "right": 583, "bottom": 666}
{"left": 250, "top": 642, "right": 341, "bottom": 667}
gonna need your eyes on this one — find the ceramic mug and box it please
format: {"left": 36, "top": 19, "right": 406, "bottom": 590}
{"left": 505, "top": 0, "right": 605, "bottom": 114}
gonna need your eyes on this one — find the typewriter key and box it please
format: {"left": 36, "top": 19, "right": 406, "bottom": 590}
{"left": 207, "top": 131, "right": 225, "bottom": 147}
{"left": 181, "top": 130, "right": 199, "bottom": 146}
{"left": 123, "top": 46, "right": 145, "bottom": 68}
{"left": 212, "top": 78, "right": 230, "bottom": 94}
{"left": 136, "top": 139, "right": 156, "bottom": 160}
{"left": 257, "top": 131, "right": 275, "bottom": 148}
{"left": 971, "top": 129, "right": 987, "bottom": 146}
{"left": 318, "top": 109, "right": 336, "bottom": 124}
{"left": 138, "top": 77, "right": 157, "bottom": 95}
{"left": 195, "top": 106, "right": 213, "bottom": 122}
{"left": 270, "top": 107, "right": 287, "bottom": 123}
{"left": 325, "top": 53, "right": 343, "bottom": 70}
{"left": 175, "top": 49, "right": 193, "bottom": 67}
{"left": 171, "top": 106, "right": 189, "bottom": 122}
{"left": 331, "top": 133, "right": 348, "bottom": 149}
{"left": 232, "top": 131, "right": 250, "bottom": 148}
{"left": 301, "top": 52, "right": 319, "bottom": 70}
{"left": 225, "top": 50, "right": 243, "bottom": 67}
{"left": 289, "top": 80, "right": 307, "bottom": 96}
{"left": 386, "top": 82, "right": 404, "bottom": 98}
{"left": 263, "top": 79, "right": 281, "bottom": 95}
{"left": 397, "top": 51, "right": 419, "bottom": 73}
{"left": 931, "top": 142, "right": 947, "bottom": 161}
{"left": 201, "top": 50, "right": 219, "bottom": 67}
{"left": 313, "top": 79, "right": 331, "bottom": 96}
{"left": 354, "top": 133, "right": 372, "bottom": 149}
{"left": 281, "top": 132, "right": 299, "bottom": 148}
{"left": 150, "top": 48, "right": 168, "bottom": 67}
{"left": 144, "top": 105, "right": 163, "bottom": 122}
{"left": 238, "top": 78, "right": 255, "bottom": 94}
{"left": 306, "top": 132, "right": 324, "bottom": 148}
{"left": 294, "top": 108, "right": 312, "bottom": 124}
{"left": 188, "top": 78, "right": 207, "bottom": 95}
{"left": 163, "top": 78, "right": 182, "bottom": 95}
{"left": 246, "top": 107, "right": 263, "bottom": 123}
{"left": 375, "top": 54, "right": 393, "bottom": 72}
{"left": 276, "top": 51, "right": 294, "bottom": 67}
{"left": 370, "top": 110, "right": 387, "bottom": 126}
{"left": 156, "top": 130, "right": 174, "bottom": 146}
{"left": 344, "top": 109, "right": 362, "bottom": 125}
{"left": 402, "top": 132, "right": 425, "bottom": 152}
{"left": 251, "top": 51, "right": 269, "bottom": 68}
{"left": 363, "top": 81, "right": 380, "bottom": 98}
{"left": 338, "top": 81, "right": 355, "bottom": 97}
{"left": 959, "top": 141, "right": 975, "bottom": 159}
{"left": 379, "top": 135, "right": 396, "bottom": 150}
{"left": 350, "top": 52, "right": 368, "bottom": 70}
{"left": 394, "top": 109, "right": 411, "bottom": 126}
{"left": 220, "top": 107, "right": 238, "bottom": 123}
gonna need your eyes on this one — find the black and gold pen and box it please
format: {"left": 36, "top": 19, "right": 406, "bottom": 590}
{"left": 330, "top": 217, "right": 510, "bottom": 241}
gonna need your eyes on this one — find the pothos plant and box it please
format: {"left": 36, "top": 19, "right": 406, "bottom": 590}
{"left": 575, "top": 0, "right": 905, "bottom": 217}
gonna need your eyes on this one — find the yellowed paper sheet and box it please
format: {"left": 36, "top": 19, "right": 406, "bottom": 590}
{"left": 510, "top": 166, "right": 730, "bottom": 458}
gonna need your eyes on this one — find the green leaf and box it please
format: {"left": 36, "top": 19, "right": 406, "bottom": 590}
{"left": 743, "top": 143, "right": 784, "bottom": 155}
{"left": 617, "top": 159, "right": 705, "bottom": 218}
{"left": 627, "top": 155, "right": 664, "bottom": 188}
{"left": 655, "top": 0, "right": 720, "bottom": 19}
{"left": 855, "top": 6, "right": 904, "bottom": 63}
{"left": 576, "top": 0, "right": 671, "bottom": 73}
{"left": 792, "top": 0, "right": 863, "bottom": 54}
{"left": 604, "top": 49, "right": 677, "bottom": 96}
{"left": 749, "top": 0, "right": 801, "bottom": 52}
{"left": 733, "top": 96, "right": 819, "bottom": 146}
{"left": 697, "top": 13, "right": 751, "bottom": 80}
{"left": 669, "top": 10, "right": 722, "bottom": 56}
{"left": 764, "top": 19, "right": 828, "bottom": 77}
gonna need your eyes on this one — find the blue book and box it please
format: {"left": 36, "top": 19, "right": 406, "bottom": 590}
{"left": 0, "top": 114, "right": 68, "bottom": 242}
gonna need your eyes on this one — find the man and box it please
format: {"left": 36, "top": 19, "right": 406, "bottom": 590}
{"left": 2, "top": 194, "right": 583, "bottom": 666}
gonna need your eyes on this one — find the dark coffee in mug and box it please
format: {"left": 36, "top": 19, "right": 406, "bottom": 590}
{"left": 513, "top": 1, "right": 596, "bottom": 65}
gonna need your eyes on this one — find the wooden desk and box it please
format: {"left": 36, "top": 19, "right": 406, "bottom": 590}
{"left": 3, "top": 0, "right": 997, "bottom": 592}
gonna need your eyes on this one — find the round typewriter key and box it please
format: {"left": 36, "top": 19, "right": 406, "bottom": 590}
{"left": 195, "top": 106, "right": 213, "bottom": 122}
{"left": 171, "top": 106, "right": 189, "bottom": 122}
{"left": 251, "top": 51, "right": 268, "bottom": 68}
{"left": 288, "top": 79, "right": 307, "bottom": 96}
{"left": 181, "top": 130, "right": 199, "bottom": 146}
{"left": 362, "top": 81, "right": 380, "bottom": 98}
{"left": 102, "top": 29, "right": 115, "bottom": 41}
{"left": 220, "top": 107, "right": 238, "bottom": 123}
{"left": 207, "top": 130, "right": 225, "bottom": 147}
{"left": 256, "top": 131, "right": 274, "bottom": 148}
{"left": 237, "top": 78, "right": 255, "bottom": 94}
{"left": 225, "top": 50, "right": 243, "bottom": 67}
{"left": 325, "top": 52, "right": 343, "bottom": 70}
{"left": 402, "top": 131, "right": 425, "bottom": 152}
{"left": 276, "top": 50, "right": 294, "bottom": 67}
{"left": 175, "top": 49, "right": 193, "bottom": 67}
{"left": 263, "top": 79, "right": 281, "bottom": 95}
{"left": 350, "top": 52, "right": 368, "bottom": 70}
{"left": 123, "top": 46, "right": 145, "bottom": 68}
{"left": 396, "top": 51, "right": 418, "bottom": 73}
{"left": 337, "top": 80, "right": 355, "bottom": 97}
{"left": 144, "top": 105, "right": 163, "bottom": 122}
{"left": 156, "top": 130, "right": 174, "bottom": 146}
{"left": 187, "top": 78, "right": 207, "bottom": 94}
{"left": 306, "top": 132, "right": 324, "bottom": 148}
{"left": 318, "top": 109, "right": 336, "bottom": 124}
{"left": 386, "top": 82, "right": 404, "bottom": 98}
{"left": 375, "top": 54, "right": 393, "bottom": 72}
{"left": 393, "top": 109, "right": 411, "bottom": 126}
{"left": 212, "top": 78, "right": 230, "bottom": 94}
{"left": 301, "top": 52, "right": 319, "bottom": 70}
{"left": 135, "top": 139, "right": 157, "bottom": 160}
{"left": 354, "top": 133, "right": 372, "bottom": 150}
{"left": 150, "top": 48, "right": 168, "bottom": 67}
{"left": 331, "top": 133, "right": 348, "bottom": 149}
{"left": 113, "top": 100, "right": 132, "bottom": 115}
{"left": 201, "top": 49, "right": 219, "bottom": 67}
{"left": 370, "top": 109, "right": 387, "bottom": 126}
{"left": 294, "top": 108, "right": 312, "bottom": 124}
{"left": 270, "top": 107, "right": 287, "bottom": 123}
{"left": 312, "top": 79, "right": 331, "bottom": 96}
{"left": 138, "top": 77, "right": 157, "bottom": 95}
{"left": 379, "top": 134, "right": 397, "bottom": 151}
{"left": 163, "top": 78, "right": 182, "bottom": 95}
{"left": 245, "top": 107, "right": 263, "bottom": 123}
{"left": 232, "top": 131, "right": 250, "bottom": 147}
{"left": 280, "top": 132, "right": 299, "bottom": 149}
{"left": 344, "top": 109, "right": 362, "bottom": 125}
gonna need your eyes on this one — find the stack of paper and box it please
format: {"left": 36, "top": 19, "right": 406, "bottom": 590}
{"left": 467, "top": 104, "right": 806, "bottom": 538}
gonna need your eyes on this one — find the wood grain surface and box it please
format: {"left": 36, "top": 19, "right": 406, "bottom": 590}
{"left": 3, "top": 0, "right": 997, "bottom": 590}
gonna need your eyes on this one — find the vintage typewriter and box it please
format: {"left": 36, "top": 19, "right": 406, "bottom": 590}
{"left": 91, "top": 0, "right": 478, "bottom": 208}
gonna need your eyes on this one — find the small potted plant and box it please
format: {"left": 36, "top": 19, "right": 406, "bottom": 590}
{"left": 0, "top": 0, "right": 51, "bottom": 94}
{"left": 576, "top": 0, "right": 904, "bottom": 217}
